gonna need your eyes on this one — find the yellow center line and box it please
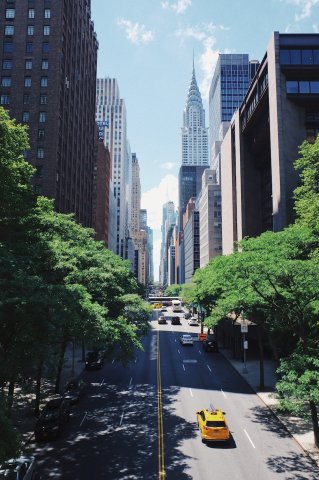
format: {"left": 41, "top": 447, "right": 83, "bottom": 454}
{"left": 157, "top": 327, "right": 165, "bottom": 479}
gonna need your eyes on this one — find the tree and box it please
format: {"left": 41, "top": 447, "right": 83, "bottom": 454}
{"left": 276, "top": 348, "right": 319, "bottom": 447}
{"left": 164, "top": 284, "right": 182, "bottom": 296}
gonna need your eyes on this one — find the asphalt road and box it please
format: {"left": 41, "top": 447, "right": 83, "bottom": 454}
{"left": 32, "top": 310, "right": 319, "bottom": 479}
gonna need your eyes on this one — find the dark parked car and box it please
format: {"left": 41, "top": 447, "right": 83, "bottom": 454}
{"left": 0, "top": 456, "right": 40, "bottom": 480}
{"left": 35, "top": 397, "right": 70, "bottom": 441}
{"left": 85, "top": 351, "right": 104, "bottom": 370}
{"left": 63, "top": 378, "right": 86, "bottom": 404}
{"left": 184, "top": 312, "right": 192, "bottom": 319}
{"left": 202, "top": 335, "right": 219, "bottom": 352}
{"left": 158, "top": 316, "right": 167, "bottom": 324}
{"left": 171, "top": 316, "right": 181, "bottom": 325}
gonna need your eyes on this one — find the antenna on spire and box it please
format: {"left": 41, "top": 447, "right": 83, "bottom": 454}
{"left": 192, "top": 48, "right": 195, "bottom": 73}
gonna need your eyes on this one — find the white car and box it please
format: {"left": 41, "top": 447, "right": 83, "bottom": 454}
{"left": 188, "top": 317, "right": 199, "bottom": 326}
{"left": 180, "top": 334, "right": 194, "bottom": 345}
{"left": 0, "top": 456, "right": 40, "bottom": 479}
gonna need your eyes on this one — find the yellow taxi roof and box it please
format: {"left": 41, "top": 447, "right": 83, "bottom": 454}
{"left": 203, "top": 409, "right": 225, "bottom": 421}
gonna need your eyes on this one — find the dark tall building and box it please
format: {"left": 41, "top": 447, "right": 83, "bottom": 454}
{"left": 92, "top": 137, "right": 111, "bottom": 246}
{"left": 0, "top": 0, "right": 98, "bottom": 227}
{"left": 221, "top": 32, "right": 319, "bottom": 254}
{"left": 178, "top": 165, "right": 206, "bottom": 228}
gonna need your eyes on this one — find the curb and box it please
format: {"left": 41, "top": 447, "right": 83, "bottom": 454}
{"left": 220, "top": 349, "right": 319, "bottom": 469}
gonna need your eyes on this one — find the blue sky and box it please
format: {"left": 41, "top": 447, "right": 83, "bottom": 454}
{"left": 91, "top": 0, "right": 319, "bottom": 279}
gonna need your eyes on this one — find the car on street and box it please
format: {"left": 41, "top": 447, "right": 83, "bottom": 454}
{"left": 171, "top": 316, "right": 181, "bottom": 325}
{"left": 202, "top": 334, "right": 219, "bottom": 352}
{"left": 158, "top": 316, "right": 167, "bottom": 324}
{"left": 180, "top": 334, "right": 194, "bottom": 345}
{"left": 188, "top": 317, "right": 199, "bottom": 326}
{"left": 0, "top": 456, "right": 40, "bottom": 480}
{"left": 85, "top": 351, "right": 104, "bottom": 369}
{"left": 160, "top": 306, "right": 168, "bottom": 312}
{"left": 196, "top": 408, "right": 230, "bottom": 442}
{"left": 34, "top": 397, "right": 70, "bottom": 441}
{"left": 63, "top": 378, "right": 86, "bottom": 404}
{"left": 183, "top": 312, "right": 192, "bottom": 319}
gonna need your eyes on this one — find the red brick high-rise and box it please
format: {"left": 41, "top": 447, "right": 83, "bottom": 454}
{"left": 0, "top": 0, "right": 98, "bottom": 227}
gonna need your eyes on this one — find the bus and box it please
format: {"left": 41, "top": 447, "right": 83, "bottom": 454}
{"left": 172, "top": 299, "right": 182, "bottom": 313}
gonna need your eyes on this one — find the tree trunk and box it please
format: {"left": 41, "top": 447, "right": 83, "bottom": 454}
{"left": 55, "top": 341, "right": 67, "bottom": 394}
{"left": 268, "top": 334, "right": 279, "bottom": 365}
{"left": 7, "top": 379, "right": 15, "bottom": 417}
{"left": 258, "top": 327, "right": 265, "bottom": 390}
{"left": 309, "top": 400, "right": 319, "bottom": 448}
{"left": 33, "top": 360, "right": 44, "bottom": 416}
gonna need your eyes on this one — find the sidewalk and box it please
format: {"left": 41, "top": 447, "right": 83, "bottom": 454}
{"left": 12, "top": 342, "right": 85, "bottom": 446}
{"left": 221, "top": 347, "right": 319, "bottom": 468}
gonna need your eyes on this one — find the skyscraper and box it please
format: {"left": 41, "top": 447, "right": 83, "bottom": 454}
{"left": 159, "top": 201, "right": 176, "bottom": 285}
{"left": 96, "top": 78, "right": 128, "bottom": 257}
{"left": 181, "top": 60, "right": 209, "bottom": 166}
{"left": 209, "top": 54, "right": 259, "bottom": 179}
{"left": 0, "top": 0, "right": 98, "bottom": 227}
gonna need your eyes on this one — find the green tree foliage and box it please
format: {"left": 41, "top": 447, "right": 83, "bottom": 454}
{"left": 276, "top": 349, "right": 319, "bottom": 447}
{"left": 294, "top": 136, "right": 319, "bottom": 232}
{"left": 164, "top": 284, "right": 182, "bottom": 296}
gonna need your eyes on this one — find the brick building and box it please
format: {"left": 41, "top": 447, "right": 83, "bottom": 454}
{"left": 0, "top": 0, "right": 98, "bottom": 227}
{"left": 92, "top": 137, "right": 111, "bottom": 246}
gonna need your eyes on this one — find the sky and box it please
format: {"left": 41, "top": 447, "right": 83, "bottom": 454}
{"left": 91, "top": 0, "right": 319, "bottom": 280}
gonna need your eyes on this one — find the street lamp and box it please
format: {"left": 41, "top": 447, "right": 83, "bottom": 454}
{"left": 240, "top": 309, "right": 248, "bottom": 374}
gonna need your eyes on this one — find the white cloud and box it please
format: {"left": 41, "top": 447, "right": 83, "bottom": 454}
{"left": 141, "top": 174, "right": 178, "bottom": 281}
{"left": 284, "top": 0, "right": 319, "bottom": 21}
{"left": 117, "top": 18, "right": 154, "bottom": 45}
{"left": 161, "top": 0, "right": 192, "bottom": 14}
{"left": 161, "top": 162, "right": 176, "bottom": 170}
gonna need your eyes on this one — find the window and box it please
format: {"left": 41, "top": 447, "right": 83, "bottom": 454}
{"left": 1, "top": 77, "right": 11, "bottom": 87}
{"left": 25, "top": 60, "right": 32, "bottom": 70}
{"left": 43, "top": 26, "right": 50, "bottom": 36}
{"left": 299, "top": 81, "right": 310, "bottom": 94}
{"left": 39, "top": 112, "right": 46, "bottom": 123}
{"left": 0, "top": 95, "right": 10, "bottom": 105}
{"left": 38, "top": 129, "right": 45, "bottom": 140}
{"left": 44, "top": 9, "right": 51, "bottom": 19}
{"left": 5, "top": 9, "right": 15, "bottom": 19}
{"left": 2, "top": 60, "right": 12, "bottom": 69}
{"left": 5, "top": 25, "right": 14, "bottom": 36}
{"left": 40, "top": 94, "right": 47, "bottom": 104}
{"left": 26, "top": 42, "right": 33, "bottom": 53}
{"left": 24, "top": 77, "right": 32, "bottom": 87}
{"left": 23, "top": 94, "right": 30, "bottom": 104}
{"left": 3, "top": 42, "right": 13, "bottom": 53}
{"left": 310, "top": 81, "right": 319, "bottom": 94}
{"left": 41, "top": 60, "right": 48, "bottom": 70}
{"left": 27, "top": 26, "right": 34, "bottom": 36}
{"left": 40, "top": 76, "right": 48, "bottom": 87}
{"left": 42, "top": 42, "right": 49, "bottom": 53}
{"left": 28, "top": 8, "right": 35, "bottom": 19}
{"left": 22, "top": 112, "right": 30, "bottom": 123}
{"left": 37, "top": 148, "right": 44, "bottom": 159}
{"left": 302, "top": 50, "right": 313, "bottom": 65}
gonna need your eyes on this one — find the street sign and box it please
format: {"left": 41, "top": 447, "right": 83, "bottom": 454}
{"left": 244, "top": 340, "right": 248, "bottom": 350}
{"left": 241, "top": 323, "right": 248, "bottom": 333}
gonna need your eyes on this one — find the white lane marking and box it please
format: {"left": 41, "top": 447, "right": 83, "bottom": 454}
{"left": 112, "top": 359, "right": 115, "bottom": 364}
{"left": 80, "top": 412, "right": 87, "bottom": 427}
{"left": 100, "top": 379, "right": 104, "bottom": 387}
{"left": 189, "top": 388, "right": 194, "bottom": 397}
{"left": 221, "top": 388, "right": 227, "bottom": 398}
{"left": 198, "top": 350, "right": 202, "bottom": 355}
{"left": 178, "top": 349, "right": 181, "bottom": 354}
{"left": 120, "top": 411, "right": 125, "bottom": 426}
{"left": 206, "top": 365, "right": 212, "bottom": 372}
{"left": 182, "top": 364, "right": 186, "bottom": 371}
{"left": 135, "top": 359, "right": 137, "bottom": 363}
{"left": 244, "top": 429, "right": 256, "bottom": 449}
{"left": 129, "top": 377, "right": 132, "bottom": 385}
{"left": 174, "top": 339, "right": 176, "bottom": 343}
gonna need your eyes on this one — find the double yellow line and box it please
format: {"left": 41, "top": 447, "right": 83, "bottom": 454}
{"left": 157, "top": 327, "right": 165, "bottom": 479}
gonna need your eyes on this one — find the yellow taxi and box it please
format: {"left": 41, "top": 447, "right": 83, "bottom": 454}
{"left": 196, "top": 408, "right": 230, "bottom": 442}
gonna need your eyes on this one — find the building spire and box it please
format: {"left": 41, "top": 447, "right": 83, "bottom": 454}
{"left": 192, "top": 48, "right": 195, "bottom": 74}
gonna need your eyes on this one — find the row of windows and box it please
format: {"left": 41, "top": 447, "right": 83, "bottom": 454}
{"left": 5, "top": 8, "right": 51, "bottom": 19}
{"left": 280, "top": 49, "right": 319, "bottom": 66}
{"left": 2, "top": 27, "right": 50, "bottom": 50}
{"left": 2, "top": 43, "right": 49, "bottom": 61}
{"left": 286, "top": 80, "right": 319, "bottom": 94}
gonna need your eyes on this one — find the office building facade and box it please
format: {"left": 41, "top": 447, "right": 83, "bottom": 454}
{"left": 96, "top": 77, "right": 128, "bottom": 257}
{"left": 0, "top": 0, "right": 98, "bottom": 227}
{"left": 221, "top": 32, "right": 319, "bottom": 254}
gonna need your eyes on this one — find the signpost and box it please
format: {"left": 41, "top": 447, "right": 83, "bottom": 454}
{"left": 240, "top": 316, "right": 248, "bottom": 373}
